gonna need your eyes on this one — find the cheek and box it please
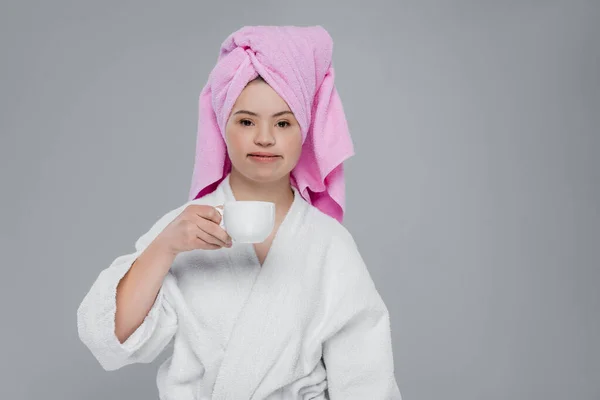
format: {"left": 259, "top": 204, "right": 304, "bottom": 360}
{"left": 225, "top": 129, "right": 247, "bottom": 155}
{"left": 284, "top": 133, "right": 303, "bottom": 159}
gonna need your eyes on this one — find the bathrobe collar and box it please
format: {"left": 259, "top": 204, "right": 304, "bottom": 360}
{"left": 211, "top": 174, "right": 312, "bottom": 399}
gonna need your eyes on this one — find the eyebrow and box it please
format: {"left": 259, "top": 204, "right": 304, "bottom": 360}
{"left": 232, "top": 110, "right": 294, "bottom": 118}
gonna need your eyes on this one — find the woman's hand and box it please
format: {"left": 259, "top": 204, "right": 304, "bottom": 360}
{"left": 154, "top": 204, "right": 232, "bottom": 255}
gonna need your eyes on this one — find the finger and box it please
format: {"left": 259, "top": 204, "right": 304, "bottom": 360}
{"left": 195, "top": 236, "right": 221, "bottom": 250}
{"left": 185, "top": 204, "right": 222, "bottom": 224}
{"left": 193, "top": 213, "right": 232, "bottom": 245}
{"left": 198, "top": 205, "right": 223, "bottom": 224}
{"left": 195, "top": 225, "right": 227, "bottom": 247}
{"left": 205, "top": 222, "right": 232, "bottom": 246}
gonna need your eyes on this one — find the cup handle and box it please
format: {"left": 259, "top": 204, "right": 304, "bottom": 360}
{"left": 214, "top": 206, "right": 235, "bottom": 244}
{"left": 214, "top": 206, "right": 225, "bottom": 228}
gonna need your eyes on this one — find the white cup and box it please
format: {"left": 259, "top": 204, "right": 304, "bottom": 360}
{"left": 214, "top": 201, "right": 275, "bottom": 243}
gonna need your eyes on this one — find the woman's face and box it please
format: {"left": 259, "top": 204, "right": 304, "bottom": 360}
{"left": 224, "top": 79, "right": 302, "bottom": 184}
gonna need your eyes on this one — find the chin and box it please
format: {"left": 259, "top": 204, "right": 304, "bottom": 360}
{"left": 238, "top": 165, "right": 290, "bottom": 184}
{"left": 249, "top": 170, "right": 286, "bottom": 183}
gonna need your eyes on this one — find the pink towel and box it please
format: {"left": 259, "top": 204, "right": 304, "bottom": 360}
{"left": 188, "top": 25, "right": 355, "bottom": 223}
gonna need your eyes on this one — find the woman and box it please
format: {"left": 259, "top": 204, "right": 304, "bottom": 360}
{"left": 77, "top": 25, "right": 402, "bottom": 399}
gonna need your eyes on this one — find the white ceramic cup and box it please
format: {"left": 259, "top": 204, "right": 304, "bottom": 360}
{"left": 214, "top": 201, "right": 275, "bottom": 243}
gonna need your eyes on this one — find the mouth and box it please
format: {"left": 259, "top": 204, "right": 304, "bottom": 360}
{"left": 247, "top": 152, "right": 281, "bottom": 158}
{"left": 247, "top": 152, "right": 282, "bottom": 162}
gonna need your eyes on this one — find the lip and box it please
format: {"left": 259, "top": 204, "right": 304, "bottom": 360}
{"left": 248, "top": 152, "right": 282, "bottom": 164}
{"left": 248, "top": 152, "right": 280, "bottom": 157}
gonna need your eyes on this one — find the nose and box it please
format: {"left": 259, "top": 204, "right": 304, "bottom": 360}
{"left": 254, "top": 125, "right": 275, "bottom": 146}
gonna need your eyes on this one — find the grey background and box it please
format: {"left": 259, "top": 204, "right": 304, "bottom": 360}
{"left": 1, "top": 1, "right": 598, "bottom": 399}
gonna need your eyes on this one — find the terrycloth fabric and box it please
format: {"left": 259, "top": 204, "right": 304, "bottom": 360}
{"left": 77, "top": 174, "right": 402, "bottom": 399}
{"left": 188, "top": 25, "right": 355, "bottom": 223}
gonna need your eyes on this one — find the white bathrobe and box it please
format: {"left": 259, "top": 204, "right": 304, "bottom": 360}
{"left": 77, "top": 175, "right": 402, "bottom": 400}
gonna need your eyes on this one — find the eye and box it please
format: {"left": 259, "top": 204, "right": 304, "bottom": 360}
{"left": 277, "top": 121, "right": 291, "bottom": 128}
{"left": 239, "top": 119, "right": 254, "bottom": 127}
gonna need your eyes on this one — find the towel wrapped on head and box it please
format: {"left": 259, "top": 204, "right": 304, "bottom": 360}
{"left": 188, "top": 25, "right": 355, "bottom": 223}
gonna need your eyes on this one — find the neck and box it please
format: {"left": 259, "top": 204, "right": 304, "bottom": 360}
{"left": 228, "top": 169, "right": 295, "bottom": 217}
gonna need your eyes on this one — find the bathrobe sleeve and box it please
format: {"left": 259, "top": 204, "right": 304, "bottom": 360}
{"left": 321, "top": 232, "right": 403, "bottom": 400}
{"left": 77, "top": 204, "right": 186, "bottom": 371}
